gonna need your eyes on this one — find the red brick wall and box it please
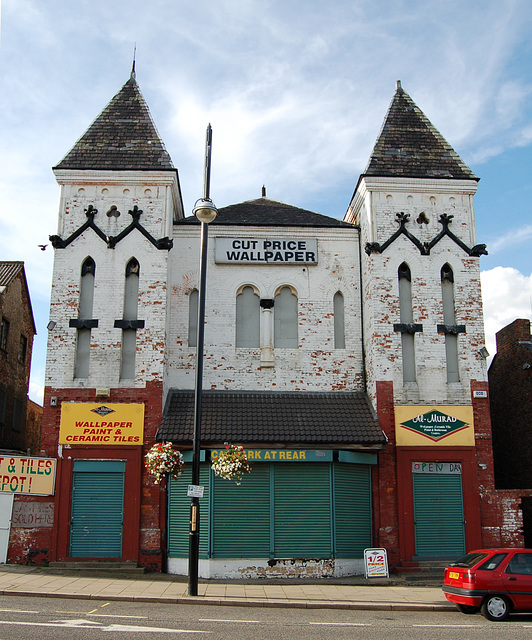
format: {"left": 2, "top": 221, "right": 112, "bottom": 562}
{"left": 488, "top": 319, "right": 532, "bottom": 489}
{"left": 0, "top": 269, "right": 35, "bottom": 452}
{"left": 374, "top": 381, "right": 400, "bottom": 564}
{"left": 9, "top": 380, "right": 165, "bottom": 571}
{"left": 7, "top": 496, "right": 54, "bottom": 565}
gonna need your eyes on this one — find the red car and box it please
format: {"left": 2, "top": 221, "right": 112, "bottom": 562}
{"left": 443, "top": 548, "right": 532, "bottom": 621}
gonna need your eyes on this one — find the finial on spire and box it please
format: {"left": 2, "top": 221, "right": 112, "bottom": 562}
{"left": 131, "top": 43, "right": 137, "bottom": 79}
{"left": 262, "top": 185, "right": 266, "bottom": 197}
{"left": 396, "top": 80, "right": 403, "bottom": 92}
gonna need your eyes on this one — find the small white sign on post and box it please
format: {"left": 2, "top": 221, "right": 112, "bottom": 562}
{"left": 364, "top": 548, "right": 389, "bottom": 579}
{"left": 187, "top": 485, "right": 204, "bottom": 498}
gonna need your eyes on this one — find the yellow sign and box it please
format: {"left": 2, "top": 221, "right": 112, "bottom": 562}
{"left": 59, "top": 403, "right": 145, "bottom": 445}
{"left": 395, "top": 405, "right": 474, "bottom": 446}
{"left": 0, "top": 456, "right": 56, "bottom": 495}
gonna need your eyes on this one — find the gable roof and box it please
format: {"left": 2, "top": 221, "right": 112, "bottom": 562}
{"left": 0, "top": 261, "right": 24, "bottom": 288}
{"left": 178, "top": 198, "right": 353, "bottom": 228}
{"left": 0, "top": 262, "right": 37, "bottom": 334}
{"left": 362, "top": 81, "right": 478, "bottom": 181}
{"left": 157, "top": 390, "right": 386, "bottom": 449}
{"left": 54, "top": 73, "right": 175, "bottom": 172}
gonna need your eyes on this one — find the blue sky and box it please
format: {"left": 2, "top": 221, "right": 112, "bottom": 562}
{"left": 1, "top": 0, "right": 531, "bottom": 402}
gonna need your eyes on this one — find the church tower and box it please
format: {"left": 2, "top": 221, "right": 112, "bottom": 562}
{"left": 346, "top": 82, "right": 492, "bottom": 564}
{"left": 42, "top": 69, "right": 182, "bottom": 569}
{"left": 346, "top": 80, "right": 488, "bottom": 406}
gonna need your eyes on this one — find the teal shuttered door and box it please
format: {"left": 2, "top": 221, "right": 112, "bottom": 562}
{"left": 274, "top": 464, "right": 332, "bottom": 558}
{"left": 168, "top": 466, "right": 210, "bottom": 558}
{"left": 413, "top": 472, "right": 465, "bottom": 557}
{"left": 212, "top": 464, "right": 270, "bottom": 558}
{"left": 334, "top": 464, "right": 372, "bottom": 557}
{"left": 167, "top": 461, "right": 373, "bottom": 560}
{"left": 70, "top": 461, "right": 125, "bottom": 557}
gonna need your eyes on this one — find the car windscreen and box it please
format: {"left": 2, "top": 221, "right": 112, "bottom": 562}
{"left": 449, "top": 552, "right": 488, "bottom": 568}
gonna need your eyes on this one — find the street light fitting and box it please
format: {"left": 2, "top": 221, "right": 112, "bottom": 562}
{"left": 193, "top": 198, "right": 218, "bottom": 224}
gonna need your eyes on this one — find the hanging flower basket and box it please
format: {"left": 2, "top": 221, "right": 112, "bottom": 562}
{"left": 211, "top": 444, "right": 252, "bottom": 485}
{"left": 144, "top": 442, "right": 184, "bottom": 484}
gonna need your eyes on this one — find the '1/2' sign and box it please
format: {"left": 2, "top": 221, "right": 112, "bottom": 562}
{"left": 364, "top": 548, "right": 389, "bottom": 578}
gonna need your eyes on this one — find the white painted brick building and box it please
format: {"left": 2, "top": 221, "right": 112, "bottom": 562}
{"left": 11, "top": 73, "right": 521, "bottom": 577}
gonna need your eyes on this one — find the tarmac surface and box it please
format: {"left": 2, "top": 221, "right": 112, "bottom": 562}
{"left": 0, "top": 564, "right": 453, "bottom": 612}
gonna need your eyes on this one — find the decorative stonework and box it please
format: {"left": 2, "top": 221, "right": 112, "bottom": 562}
{"left": 365, "top": 212, "right": 487, "bottom": 256}
{"left": 50, "top": 205, "right": 173, "bottom": 251}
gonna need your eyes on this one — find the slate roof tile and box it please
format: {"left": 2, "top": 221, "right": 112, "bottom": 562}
{"left": 363, "top": 82, "right": 478, "bottom": 181}
{"left": 178, "top": 198, "right": 353, "bottom": 228}
{"left": 0, "top": 262, "right": 24, "bottom": 287}
{"left": 54, "top": 74, "right": 175, "bottom": 172}
{"left": 157, "top": 390, "right": 386, "bottom": 448}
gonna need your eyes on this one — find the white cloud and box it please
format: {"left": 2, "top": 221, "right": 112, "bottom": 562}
{"left": 1, "top": 0, "right": 532, "bottom": 398}
{"left": 481, "top": 266, "right": 532, "bottom": 358}
{"left": 28, "top": 379, "right": 44, "bottom": 405}
{"left": 488, "top": 225, "right": 532, "bottom": 255}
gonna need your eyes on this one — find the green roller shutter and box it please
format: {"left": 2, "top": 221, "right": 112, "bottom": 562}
{"left": 70, "top": 460, "right": 125, "bottom": 558}
{"left": 413, "top": 472, "right": 465, "bottom": 557}
{"left": 273, "top": 464, "right": 331, "bottom": 558}
{"left": 212, "top": 464, "right": 270, "bottom": 558}
{"left": 168, "top": 465, "right": 210, "bottom": 558}
{"left": 334, "top": 464, "right": 372, "bottom": 558}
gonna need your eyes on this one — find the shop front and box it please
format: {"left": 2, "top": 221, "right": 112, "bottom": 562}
{"left": 158, "top": 389, "right": 387, "bottom": 578}
{"left": 52, "top": 402, "right": 146, "bottom": 563}
{"left": 395, "top": 406, "right": 482, "bottom": 562}
{"left": 167, "top": 449, "right": 376, "bottom": 578}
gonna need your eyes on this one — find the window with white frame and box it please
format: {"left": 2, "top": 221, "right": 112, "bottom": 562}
{"left": 236, "top": 286, "right": 260, "bottom": 347}
{"left": 274, "top": 286, "right": 298, "bottom": 348}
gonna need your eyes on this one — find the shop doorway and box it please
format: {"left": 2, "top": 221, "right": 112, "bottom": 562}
{"left": 413, "top": 464, "right": 465, "bottom": 558}
{"left": 69, "top": 460, "right": 125, "bottom": 557}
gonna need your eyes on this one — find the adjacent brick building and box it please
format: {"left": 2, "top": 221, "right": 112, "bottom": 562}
{"left": 6, "top": 74, "right": 527, "bottom": 574}
{"left": 0, "top": 262, "right": 39, "bottom": 454}
{"left": 488, "top": 319, "right": 532, "bottom": 546}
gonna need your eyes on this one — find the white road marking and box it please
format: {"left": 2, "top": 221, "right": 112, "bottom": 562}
{"left": 414, "top": 624, "right": 483, "bottom": 628}
{"left": 0, "top": 619, "right": 209, "bottom": 633}
{"left": 56, "top": 610, "right": 147, "bottom": 619}
{"left": 0, "top": 609, "right": 39, "bottom": 614}
{"left": 310, "top": 622, "right": 371, "bottom": 627}
{"left": 87, "top": 614, "right": 149, "bottom": 619}
{"left": 199, "top": 618, "right": 260, "bottom": 624}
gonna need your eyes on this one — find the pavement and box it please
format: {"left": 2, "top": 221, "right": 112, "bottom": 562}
{"left": 0, "top": 564, "right": 453, "bottom": 611}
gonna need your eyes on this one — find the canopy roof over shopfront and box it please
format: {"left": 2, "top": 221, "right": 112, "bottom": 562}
{"left": 157, "top": 390, "right": 386, "bottom": 449}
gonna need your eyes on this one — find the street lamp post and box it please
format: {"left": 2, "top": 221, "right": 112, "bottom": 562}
{"left": 188, "top": 125, "right": 217, "bottom": 597}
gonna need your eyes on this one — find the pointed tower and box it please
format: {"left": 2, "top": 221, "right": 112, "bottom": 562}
{"left": 346, "top": 82, "right": 491, "bottom": 565}
{"left": 346, "top": 80, "right": 487, "bottom": 407}
{"left": 43, "top": 71, "right": 182, "bottom": 570}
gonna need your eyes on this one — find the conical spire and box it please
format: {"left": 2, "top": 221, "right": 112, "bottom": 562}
{"left": 363, "top": 81, "right": 478, "bottom": 181}
{"left": 54, "top": 75, "right": 174, "bottom": 171}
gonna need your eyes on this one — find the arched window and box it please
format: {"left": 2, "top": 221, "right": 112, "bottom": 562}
{"left": 334, "top": 291, "right": 345, "bottom": 349}
{"left": 120, "top": 258, "right": 140, "bottom": 380}
{"left": 75, "top": 257, "right": 95, "bottom": 378}
{"left": 236, "top": 286, "right": 260, "bottom": 347}
{"left": 188, "top": 289, "right": 198, "bottom": 348}
{"left": 398, "top": 263, "right": 416, "bottom": 382}
{"left": 441, "top": 264, "right": 459, "bottom": 382}
{"left": 274, "top": 286, "right": 298, "bottom": 348}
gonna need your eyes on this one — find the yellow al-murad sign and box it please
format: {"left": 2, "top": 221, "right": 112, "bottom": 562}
{"left": 59, "top": 403, "right": 144, "bottom": 445}
{"left": 0, "top": 456, "right": 56, "bottom": 495}
{"left": 395, "top": 405, "right": 475, "bottom": 446}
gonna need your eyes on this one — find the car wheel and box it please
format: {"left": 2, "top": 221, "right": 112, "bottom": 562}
{"left": 456, "top": 604, "right": 479, "bottom": 614}
{"left": 481, "top": 595, "right": 510, "bottom": 621}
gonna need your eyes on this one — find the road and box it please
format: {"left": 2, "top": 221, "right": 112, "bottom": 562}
{"left": 0, "top": 595, "right": 532, "bottom": 639}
